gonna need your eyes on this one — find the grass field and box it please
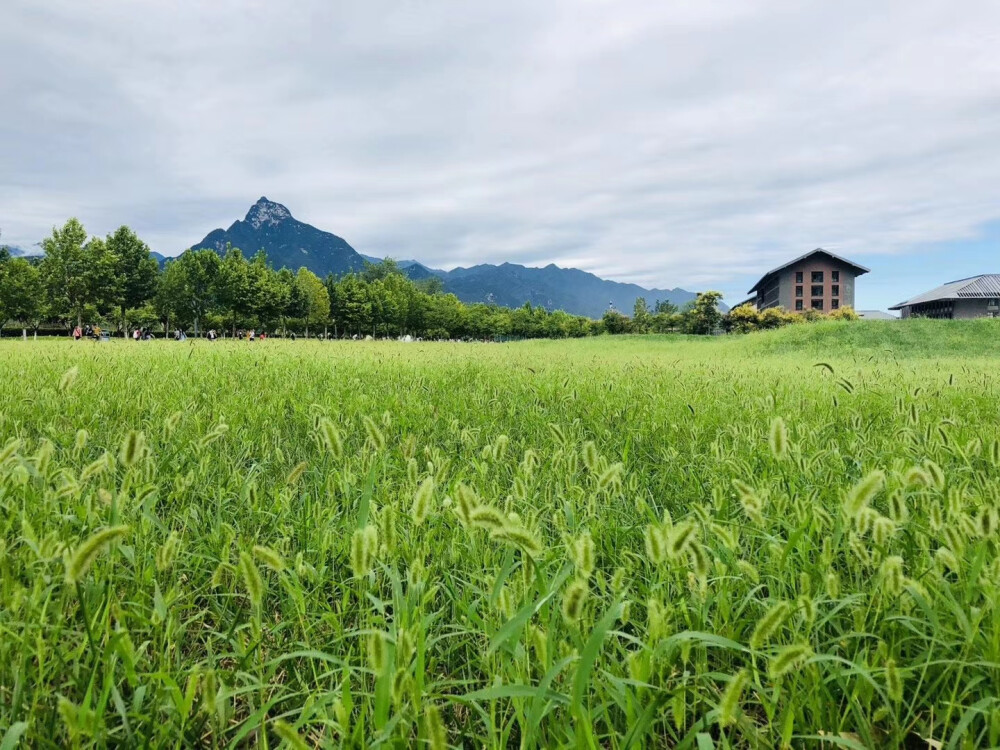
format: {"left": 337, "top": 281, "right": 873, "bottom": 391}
{"left": 2, "top": 320, "right": 1000, "bottom": 748}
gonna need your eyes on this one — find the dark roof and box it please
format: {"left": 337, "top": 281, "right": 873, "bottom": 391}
{"left": 889, "top": 274, "right": 1000, "bottom": 310}
{"left": 747, "top": 248, "right": 870, "bottom": 294}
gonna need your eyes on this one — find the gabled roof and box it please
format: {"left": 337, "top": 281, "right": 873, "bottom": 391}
{"left": 889, "top": 274, "right": 1000, "bottom": 310}
{"left": 747, "top": 248, "right": 870, "bottom": 294}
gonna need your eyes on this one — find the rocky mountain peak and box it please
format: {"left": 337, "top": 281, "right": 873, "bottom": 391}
{"left": 244, "top": 197, "right": 292, "bottom": 229}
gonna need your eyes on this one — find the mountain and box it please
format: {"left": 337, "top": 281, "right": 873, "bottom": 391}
{"left": 439, "top": 262, "right": 698, "bottom": 318}
{"left": 186, "top": 198, "right": 703, "bottom": 317}
{"left": 190, "top": 197, "right": 365, "bottom": 277}
{"left": 1, "top": 245, "right": 28, "bottom": 256}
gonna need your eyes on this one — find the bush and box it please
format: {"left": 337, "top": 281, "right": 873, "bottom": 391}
{"left": 829, "top": 305, "right": 860, "bottom": 321}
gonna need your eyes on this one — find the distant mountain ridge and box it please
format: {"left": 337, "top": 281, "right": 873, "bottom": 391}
{"left": 188, "top": 197, "right": 701, "bottom": 318}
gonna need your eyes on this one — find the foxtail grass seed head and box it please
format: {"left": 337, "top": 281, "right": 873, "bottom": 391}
{"left": 318, "top": 417, "right": 344, "bottom": 460}
{"left": 64, "top": 525, "right": 129, "bottom": 584}
{"left": 469, "top": 504, "right": 507, "bottom": 532}
{"left": 688, "top": 542, "right": 711, "bottom": 578}
{"left": 667, "top": 521, "right": 697, "bottom": 559}
{"left": 120, "top": 430, "right": 145, "bottom": 467}
{"left": 769, "top": 643, "right": 813, "bottom": 679}
{"left": 562, "top": 578, "right": 588, "bottom": 623}
{"left": 570, "top": 530, "right": 596, "bottom": 578}
{"left": 423, "top": 704, "right": 448, "bottom": 750}
{"left": 737, "top": 559, "right": 760, "bottom": 584}
{"left": 769, "top": 416, "right": 788, "bottom": 459}
{"left": 285, "top": 461, "right": 308, "bottom": 487}
{"left": 155, "top": 531, "right": 181, "bottom": 572}
{"left": 872, "top": 516, "right": 896, "bottom": 547}
{"left": 825, "top": 571, "right": 841, "bottom": 598}
{"left": 750, "top": 600, "right": 791, "bottom": 649}
{"left": 253, "top": 544, "right": 286, "bottom": 572}
{"left": 925, "top": 460, "right": 945, "bottom": 491}
{"left": 582, "top": 441, "right": 599, "bottom": 473}
{"left": 411, "top": 477, "right": 435, "bottom": 525}
{"left": 238, "top": 551, "right": 264, "bottom": 609}
{"left": 644, "top": 524, "right": 667, "bottom": 565}
{"left": 718, "top": 669, "right": 750, "bottom": 727}
{"left": 351, "top": 526, "right": 378, "bottom": 578}
{"left": 454, "top": 483, "right": 478, "bottom": 526}
{"left": 844, "top": 470, "right": 884, "bottom": 519}
{"left": 59, "top": 366, "right": 79, "bottom": 393}
{"left": 491, "top": 522, "right": 543, "bottom": 558}
{"left": 935, "top": 546, "right": 960, "bottom": 575}
{"left": 885, "top": 658, "right": 903, "bottom": 702}
{"left": 880, "top": 555, "right": 905, "bottom": 596}
{"left": 73, "top": 429, "right": 88, "bottom": 458}
{"left": 979, "top": 506, "right": 999, "bottom": 538}
{"left": 596, "top": 462, "right": 623, "bottom": 493}
{"left": 367, "top": 631, "right": 387, "bottom": 672}
{"left": 362, "top": 416, "right": 386, "bottom": 452}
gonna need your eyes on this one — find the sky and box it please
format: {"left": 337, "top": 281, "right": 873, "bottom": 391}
{"left": 2, "top": 0, "right": 1000, "bottom": 311}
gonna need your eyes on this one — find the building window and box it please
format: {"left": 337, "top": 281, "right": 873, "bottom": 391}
{"left": 811, "top": 285, "right": 823, "bottom": 297}
{"left": 812, "top": 271, "right": 824, "bottom": 283}
{"left": 812, "top": 299, "right": 824, "bottom": 310}
{"left": 795, "top": 271, "right": 803, "bottom": 283}
{"left": 832, "top": 270, "right": 839, "bottom": 282}
{"left": 832, "top": 285, "right": 839, "bottom": 296}
{"left": 795, "top": 285, "right": 803, "bottom": 298}
{"left": 831, "top": 299, "right": 839, "bottom": 310}
{"left": 795, "top": 300, "right": 803, "bottom": 311}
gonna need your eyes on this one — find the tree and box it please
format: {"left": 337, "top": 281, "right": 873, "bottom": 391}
{"left": 295, "top": 267, "right": 330, "bottom": 337}
{"left": 217, "top": 246, "right": 252, "bottom": 334}
{"left": 602, "top": 309, "right": 632, "bottom": 334}
{"left": 332, "top": 275, "right": 372, "bottom": 336}
{"left": 107, "top": 225, "right": 159, "bottom": 335}
{"left": 0, "top": 256, "right": 43, "bottom": 334}
{"left": 170, "top": 250, "right": 221, "bottom": 336}
{"left": 247, "top": 251, "right": 289, "bottom": 332}
{"left": 39, "top": 219, "right": 99, "bottom": 329}
{"left": 685, "top": 291, "right": 724, "bottom": 335}
{"left": 632, "top": 297, "right": 651, "bottom": 333}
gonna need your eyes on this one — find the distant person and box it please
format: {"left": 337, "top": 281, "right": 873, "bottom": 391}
{"left": 73, "top": 326, "right": 82, "bottom": 341}
{"left": 290, "top": 332, "right": 296, "bottom": 341}
{"left": 249, "top": 329, "right": 255, "bottom": 342}
{"left": 133, "top": 328, "right": 140, "bottom": 341}
{"left": 208, "top": 329, "right": 217, "bottom": 341}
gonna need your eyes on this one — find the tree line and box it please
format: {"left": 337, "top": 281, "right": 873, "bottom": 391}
{"left": 1, "top": 219, "right": 732, "bottom": 339}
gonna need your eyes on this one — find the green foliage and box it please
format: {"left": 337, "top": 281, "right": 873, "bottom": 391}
{"left": 725, "top": 304, "right": 862, "bottom": 334}
{"left": 685, "top": 290, "right": 724, "bottom": 334}
{"left": 3, "top": 329, "right": 1000, "bottom": 746}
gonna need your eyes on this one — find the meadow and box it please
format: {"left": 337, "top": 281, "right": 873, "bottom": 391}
{"left": 1, "top": 320, "right": 1000, "bottom": 748}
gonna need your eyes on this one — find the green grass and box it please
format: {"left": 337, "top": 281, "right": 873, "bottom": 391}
{"left": 2, "top": 322, "right": 1000, "bottom": 748}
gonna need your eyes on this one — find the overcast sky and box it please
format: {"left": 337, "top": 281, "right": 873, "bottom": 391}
{"left": 3, "top": 0, "right": 1000, "bottom": 309}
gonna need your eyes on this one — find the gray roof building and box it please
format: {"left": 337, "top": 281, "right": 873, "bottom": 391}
{"left": 746, "top": 248, "right": 869, "bottom": 313}
{"left": 890, "top": 274, "right": 1000, "bottom": 319}
{"left": 857, "top": 310, "right": 898, "bottom": 320}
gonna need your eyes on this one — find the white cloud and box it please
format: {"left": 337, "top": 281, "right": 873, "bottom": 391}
{"left": 2, "top": 0, "right": 1000, "bottom": 303}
